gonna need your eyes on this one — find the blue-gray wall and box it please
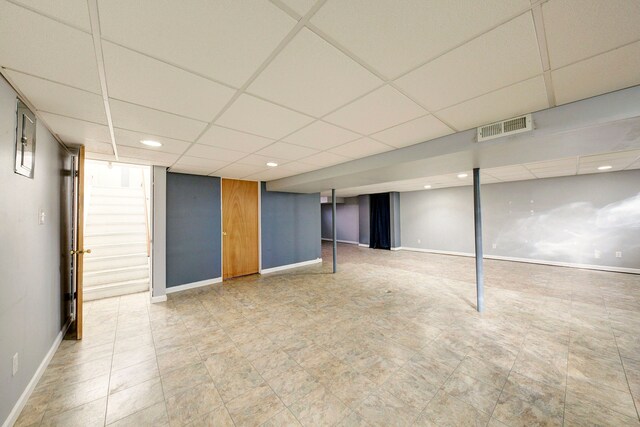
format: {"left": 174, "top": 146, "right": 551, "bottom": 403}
{"left": 166, "top": 173, "right": 221, "bottom": 286}
{"left": 390, "top": 192, "right": 401, "bottom": 248}
{"left": 321, "top": 197, "right": 359, "bottom": 243}
{"left": 0, "top": 77, "right": 72, "bottom": 424}
{"left": 358, "top": 195, "right": 369, "bottom": 245}
{"left": 261, "top": 183, "right": 321, "bottom": 269}
{"left": 400, "top": 170, "right": 640, "bottom": 270}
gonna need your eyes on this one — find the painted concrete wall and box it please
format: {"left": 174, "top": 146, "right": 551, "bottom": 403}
{"left": 358, "top": 195, "right": 369, "bottom": 245}
{"left": 0, "top": 77, "right": 72, "bottom": 423}
{"left": 166, "top": 173, "right": 221, "bottom": 287}
{"left": 400, "top": 170, "right": 640, "bottom": 270}
{"left": 261, "top": 183, "right": 321, "bottom": 269}
{"left": 321, "top": 197, "right": 360, "bottom": 243}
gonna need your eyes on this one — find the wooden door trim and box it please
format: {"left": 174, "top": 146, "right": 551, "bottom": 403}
{"left": 76, "top": 146, "right": 85, "bottom": 340}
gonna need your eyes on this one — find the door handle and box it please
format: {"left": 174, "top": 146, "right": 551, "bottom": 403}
{"left": 70, "top": 249, "right": 92, "bottom": 255}
{"left": 223, "top": 232, "right": 227, "bottom": 236}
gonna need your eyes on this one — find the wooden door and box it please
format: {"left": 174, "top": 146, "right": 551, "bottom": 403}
{"left": 222, "top": 179, "right": 259, "bottom": 279}
{"left": 72, "top": 146, "right": 87, "bottom": 339}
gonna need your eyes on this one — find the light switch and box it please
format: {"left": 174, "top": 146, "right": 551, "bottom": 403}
{"left": 39, "top": 209, "right": 46, "bottom": 225}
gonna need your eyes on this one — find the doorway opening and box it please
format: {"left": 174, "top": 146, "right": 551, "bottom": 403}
{"left": 82, "top": 160, "right": 152, "bottom": 300}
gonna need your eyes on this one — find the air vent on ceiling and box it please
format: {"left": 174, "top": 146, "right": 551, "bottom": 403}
{"left": 477, "top": 114, "right": 532, "bottom": 142}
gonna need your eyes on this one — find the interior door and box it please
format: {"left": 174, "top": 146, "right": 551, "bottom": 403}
{"left": 71, "top": 146, "right": 89, "bottom": 339}
{"left": 222, "top": 179, "right": 259, "bottom": 279}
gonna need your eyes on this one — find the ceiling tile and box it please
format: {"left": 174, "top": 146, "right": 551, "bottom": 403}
{"left": 255, "top": 142, "right": 318, "bottom": 161}
{"left": 324, "top": 85, "right": 426, "bottom": 134}
{"left": 395, "top": 13, "right": 542, "bottom": 111}
{"left": 543, "top": 0, "right": 640, "bottom": 69}
{"left": 245, "top": 167, "right": 299, "bottom": 181}
{"left": 236, "top": 154, "right": 291, "bottom": 167}
{"left": 248, "top": 28, "right": 382, "bottom": 117}
{"left": 0, "top": 1, "right": 100, "bottom": 92}
{"left": 283, "top": 121, "right": 360, "bottom": 150}
{"left": 524, "top": 157, "right": 577, "bottom": 178}
{"left": 437, "top": 76, "right": 548, "bottom": 131}
{"left": 278, "top": 162, "right": 321, "bottom": 173}
{"left": 311, "top": 0, "right": 530, "bottom": 78}
{"left": 10, "top": 0, "right": 91, "bottom": 31}
{"left": 173, "top": 156, "right": 228, "bottom": 170}
{"left": 102, "top": 42, "right": 236, "bottom": 122}
{"left": 213, "top": 163, "right": 267, "bottom": 179}
{"left": 215, "top": 94, "right": 314, "bottom": 139}
{"left": 116, "top": 146, "right": 179, "bottom": 166}
{"left": 39, "top": 112, "right": 111, "bottom": 145}
{"left": 578, "top": 150, "right": 640, "bottom": 174}
{"left": 83, "top": 141, "right": 114, "bottom": 156}
{"left": 299, "top": 151, "right": 350, "bottom": 167}
{"left": 4, "top": 70, "right": 106, "bottom": 124}
{"left": 109, "top": 99, "right": 207, "bottom": 141}
{"left": 279, "top": 0, "right": 317, "bottom": 16}
{"left": 371, "top": 115, "right": 453, "bottom": 148}
{"left": 482, "top": 165, "right": 535, "bottom": 181}
{"left": 198, "top": 125, "right": 274, "bottom": 153}
{"left": 185, "top": 144, "right": 247, "bottom": 162}
{"left": 552, "top": 41, "right": 640, "bottom": 106}
{"left": 98, "top": 0, "right": 295, "bottom": 87}
{"left": 113, "top": 128, "right": 191, "bottom": 154}
{"left": 169, "top": 166, "right": 215, "bottom": 176}
{"left": 329, "top": 138, "right": 393, "bottom": 159}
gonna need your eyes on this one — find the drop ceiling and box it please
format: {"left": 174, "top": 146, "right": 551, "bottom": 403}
{"left": 1, "top": 0, "right": 639, "bottom": 189}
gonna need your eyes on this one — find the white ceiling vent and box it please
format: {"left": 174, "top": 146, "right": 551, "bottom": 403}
{"left": 477, "top": 114, "right": 532, "bottom": 142}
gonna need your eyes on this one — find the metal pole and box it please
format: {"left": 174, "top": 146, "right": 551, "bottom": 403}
{"left": 473, "top": 168, "right": 484, "bottom": 312}
{"left": 332, "top": 188, "right": 337, "bottom": 273}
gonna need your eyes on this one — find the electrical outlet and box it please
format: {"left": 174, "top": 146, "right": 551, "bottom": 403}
{"left": 417, "top": 239, "right": 421, "bottom": 244}
{"left": 38, "top": 209, "right": 45, "bottom": 225}
{"left": 616, "top": 251, "right": 622, "bottom": 258}
{"left": 492, "top": 243, "right": 497, "bottom": 249}
{"left": 12, "top": 353, "right": 18, "bottom": 376}
{"left": 594, "top": 250, "right": 601, "bottom": 259}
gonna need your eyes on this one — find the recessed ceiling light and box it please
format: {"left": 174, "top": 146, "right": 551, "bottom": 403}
{"left": 457, "top": 173, "right": 468, "bottom": 179}
{"left": 140, "top": 139, "right": 162, "bottom": 147}
{"left": 266, "top": 162, "right": 278, "bottom": 167}
{"left": 597, "top": 165, "right": 612, "bottom": 171}
{"left": 423, "top": 185, "right": 432, "bottom": 189}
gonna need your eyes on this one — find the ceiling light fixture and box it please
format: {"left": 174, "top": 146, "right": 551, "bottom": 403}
{"left": 266, "top": 162, "right": 278, "bottom": 167}
{"left": 140, "top": 139, "right": 162, "bottom": 147}
{"left": 597, "top": 165, "right": 612, "bottom": 171}
{"left": 423, "top": 185, "right": 432, "bottom": 189}
{"left": 457, "top": 173, "right": 468, "bottom": 179}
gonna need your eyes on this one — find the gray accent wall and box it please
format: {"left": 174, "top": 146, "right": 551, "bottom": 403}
{"left": 390, "top": 192, "right": 401, "bottom": 248}
{"left": 358, "top": 195, "right": 369, "bottom": 245}
{"left": 321, "top": 197, "right": 359, "bottom": 243}
{"left": 400, "top": 170, "right": 640, "bottom": 270}
{"left": 261, "top": 183, "right": 321, "bottom": 269}
{"left": 0, "top": 77, "right": 72, "bottom": 423}
{"left": 166, "top": 173, "right": 221, "bottom": 287}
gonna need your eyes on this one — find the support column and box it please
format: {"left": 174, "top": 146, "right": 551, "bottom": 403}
{"left": 473, "top": 168, "right": 484, "bottom": 312}
{"left": 332, "top": 188, "right": 337, "bottom": 273}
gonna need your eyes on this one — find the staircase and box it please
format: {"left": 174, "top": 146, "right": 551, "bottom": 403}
{"left": 83, "top": 181, "right": 151, "bottom": 301}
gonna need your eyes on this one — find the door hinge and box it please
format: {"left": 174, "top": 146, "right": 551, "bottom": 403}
{"left": 65, "top": 292, "right": 77, "bottom": 301}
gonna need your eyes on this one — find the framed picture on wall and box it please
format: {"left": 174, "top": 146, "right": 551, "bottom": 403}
{"left": 14, "top": 98, "right": 37, "bottom": 179}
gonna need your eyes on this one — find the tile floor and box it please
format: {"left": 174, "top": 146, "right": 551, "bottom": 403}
{"left": 15, "top": 243, "right": 640, "bottom": 426}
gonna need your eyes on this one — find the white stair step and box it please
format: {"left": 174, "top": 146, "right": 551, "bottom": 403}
{"left": 90, "top": 195, "right": 145, "bottom": 206}
{"left": 88, "top": 242, "right": 148, "bottom": 257}
{"left": 84, "top": 265, "right": 149, "bottom": 287}
{"left": 91, "top": 186, "right": 143, "bottom": 197}
{"left": 85, "top": 253, "right": 149, "bottom": 271}
{"left": 87, "top": 214, "right": 147, "bottom": 225}
{"left": 88, "top": 204, "right": 146, "bottom": 215}
{"left": 85, "top": 231, "right": 148, "bottom": 246}
{"left": 85, "top": 223, "right": 148, "bottom": 234}
{"left": 83, "top": 279, "right": 149, "bottom": 301}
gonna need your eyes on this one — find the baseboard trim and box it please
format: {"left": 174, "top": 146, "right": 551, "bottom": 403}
{"left": 400, "top": 247, "right": 640, "bottom": 274}
{"left": 390, "top": 247, "right": 402, "bottom": 251}
{"left": 165, "top": 277, "right": 222, "bottom": 294}
{"left": 321, "top": 238, "right": 359, "bottom": 245}
{"left": 150, "top": 294, "right": 167, "bottom": 303}
{"left": 3, "top": 319, "right": 71, "bottom": 427}
{"left": 260, "top": 258, "right": 322, "bottom": 274}
{"left": 358, "top": 243, "right": 369, "bottom": 248}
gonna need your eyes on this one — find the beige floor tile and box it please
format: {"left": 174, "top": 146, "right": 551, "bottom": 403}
{"left": 379, "top": 367, "right": 438, "bottom": 411}
{"left": 356, "top": 389, "right": 419, "bottom": 427}
{"left": 268, "top": 365, "right": 322, "bottom": 406}
{"left": 414, "top": 391, "right": 490, "bottom": 427}
{"left": 226, "top": 383, "right": 285, "bottom": 427}
{"left": 105, "top": 377, "right": 164, "bottom": 425}
{"left": 566, "top": 376, "right": 637, "bottom": 419}
{"left": 165, "top": 382, "right": 223, "bottom": 426}
{"left": 156, "top": 344, "right": 202, "bottom": 375}
{"left": 442, "top": 371, "right": 502, "bottom": 414}
{"left": 184, "top": 404, "right": 234, "bottom": 427}
{"left": 160, "top": 361, "right": 213, "bottom": 398}
{"left": 45, "top": 374, "right": 110, "bottom": 417}
{"left": 564, "top": 396, "right": 640, "bottom": 426}
{"left": 107, "top": 401, "right": 168, "bottom": 427}
{"left": 262, "top": 408, "right": 302, "bottom": 426}
{"left": 328, "top": 368, "right": 377, "bottom": 410}
{"left": 109, "top": 358, "right": 159, "bottom": 395}
{"left": 289, "top": 386, "right": 350, "bottom": 427}
{"left": 41, "top": 397, "right": 106, "bottom": 427}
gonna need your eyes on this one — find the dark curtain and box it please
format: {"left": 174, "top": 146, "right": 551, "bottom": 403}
{"left": 370, "top": 193, "right": 390, "bottom": 250}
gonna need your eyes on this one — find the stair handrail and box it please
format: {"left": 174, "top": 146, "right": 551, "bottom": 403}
{"left": 140, "top": 168, "right": 151, "bottom": 257}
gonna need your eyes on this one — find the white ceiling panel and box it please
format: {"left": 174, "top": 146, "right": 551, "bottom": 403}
{"left": 82, "top": 140, "right": 114, "bottom": 156}
{"left": 437, "top": 76, "right": 549, "bottom": 131}
{"left": 324, "top": 85, "right": 426, "bottom": 134}
{"left": 4, "top": 70, "right": 107, "bottom": 124}
{"left": 245, "top": 167, "right": 299, "bottom": 181}
{"left": 278, "top": 162, "right": 321, "bottom": 173}
{"left": 248, "top": 28, "right": 382, "bottom": 117}
{"left": 578, "top": 150, "right": 640, "bottom": 174}
{"left": 371, "top": 115, "right": 453, "bottom": 148}
{"left": 482, "top": 165, "right": 535, "bottom": 182}
{"left": 543, "top": 0, "right": 640, "bottom": 69}
{"left": 0, "top": 1, "right": 100, "bottom": 92}
{"left": 113, "top": 128, "right": 191, "bottom": 154}
{"left": 39, "top": 112, "right": 111, "bottom": 145}
{"left": 197, "top": 125, "right": 274, "bottom": 153}
{"left": 98, "top": 0, "right": 295, "bottom": 87}
{"left": 10, "top": 0, "right": 91, "bottom": 31}
{"left": 395, "top": 13, "right": 542, "bottom": 111}
{"left": 255, "top": 142, "right": 318, "bottom": 161}
{"left": 279, "top": 0, "right": 317, "bottom": 16}
{"left": 213, "top": 163, "right": 267, "bottom": 179}
{"left": 109, "top": 99, "right": 207, "bottom": 141}
{"left": 329, "top": 138, "right": 393, "bottom": 159}
{"left": 524, "top": 157, "right": 577, "bottom": 178}
{"left": 102, "top": 42, "right": 236, "bottom": 122}
{"left": 215, "top": 94, "right": 314, "bottom": 140}
{"left": 552, "top": 41, "right": 640, "bottom": 106}
{"left": 299, "top": 151, "right": 351, "bottom": 167}
{"left": 283, "top": 121, "right": 360, "bottom": 150}
{"left": 170, "top": 166, "right": 216, "bottom": 176}
{"left": 185, "top": 144, "right": 247, "bottom": 162}
{"left": 116, "top": 146, "right": 179, "bottom": 166}
{"left": 311, "top": 0, "right": 530, "bottom": 78}
{"left": 236, "top": 154, "right": 291, "bottom": 168}
{"left": 173, "top": 156, "right": 227, "bottom": 170}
